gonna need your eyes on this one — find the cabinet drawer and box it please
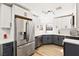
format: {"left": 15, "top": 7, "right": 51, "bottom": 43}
{"left": 17, "top": 46, "right": 24, "bottom": 56}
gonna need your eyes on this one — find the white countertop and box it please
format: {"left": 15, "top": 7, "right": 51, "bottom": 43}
{"left": 64, "top": 38, "right": 79, "bottom": 45}
{"left": 35, "top": 33, "right": 79, "bottom": 38}
{"left": 0, "top": 39, "right": 14, "bottom": 44}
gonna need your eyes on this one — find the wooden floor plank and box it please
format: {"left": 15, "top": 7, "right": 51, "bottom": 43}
{"left": 32, "top": 44, "right": 63, "bottom": 56}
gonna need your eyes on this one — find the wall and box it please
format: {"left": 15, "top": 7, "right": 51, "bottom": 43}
{"left": 0, "top": 4, "right": 14, "bottom": 44}
{"left": 31, "top": 3, "right": 76, "bottom": 36}
{"left": 11, "top": 3, "right": 76, "bottom": 36}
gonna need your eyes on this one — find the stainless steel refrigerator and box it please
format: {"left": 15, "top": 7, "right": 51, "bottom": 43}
{"left": 15, "top": 18, "right": 35, "bottom": 56}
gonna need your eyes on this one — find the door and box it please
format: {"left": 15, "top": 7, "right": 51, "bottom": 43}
{"left": 16, "top": 18, "right": 27, "bottom": 46}
{"left": 35, "top": 36, "right": 42, "bottom": 48}
{"left": 27, "top": 21, "right": 35, "bottom": 42}
{"left": 42, "top": 35, "right": 48, "bottom": 44}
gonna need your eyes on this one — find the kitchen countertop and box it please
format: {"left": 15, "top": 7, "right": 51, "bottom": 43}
{"left": 35, "top": 34, "right": 79, "bottom": 45}
{"left": 35, "top": 33, "right": 79, "bottom": 39}
{"left": 0, "top": 39, "right": 14, "bottom": 44}
{"left": 64, "top": 38, "right": 79, "bottom": 45}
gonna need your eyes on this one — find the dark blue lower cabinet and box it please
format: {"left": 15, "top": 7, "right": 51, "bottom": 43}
{"left": 42, "top": 35, "right": 52, "bottom": 44}
{"left": 37, "top": 35, "right": 64, "bottom": 46}
{"left": 46, "top": 35, "right": 52, "bottom": 44}
{"left": 35, "top": 36, "right": 42, "bottom": 48}
{"left": 3, "top": 42, "right": 14, "bottom": 56}
{"left": 52, "top": 35, "right": 59, "bottom": 44}
{"left": 42, "top": 35, "right": 48, "bottom": 44}
{"left": 58, "top": 36, "right": 64, "bottom": 45}
{"left": 64, "top": 42, "right": 79, "bottom": 56}
{"left": 42, "top": 35, "right": 64, "bottom": 46}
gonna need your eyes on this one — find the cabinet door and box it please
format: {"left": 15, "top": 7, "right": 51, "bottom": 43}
{"left": 0, "top": 4, "right": 11, "bottom": 28}
{"left": 42, "top": 35, "right": 53, "bottom": 44}
{"left": 42, "top": 35, "right": 48, "bottom": 44}
{"left": 47, "top": 35, "right": 53, "bottom": 44}
{"left": 38, "top": 36, "right": 42, "bottom": 47}
{"left": 14, "top": 5, "right": 27, "bottom": 17}
{"left": 35, "top": 37, "right": 40, "bottom": 48}
{"left": 58, "top": 36, "right": 64, "bottom": 45}
{"left": 35, "top": 36, "right": 42, "bottom": 48}
{"left": 52, "top": 35, "right": 58, "bottom": 44}
{"left": 3, "top": 42, "right": 14, "bottom": 56}
{"left": 35, "top": 37, "right": 38, "bottom": 48}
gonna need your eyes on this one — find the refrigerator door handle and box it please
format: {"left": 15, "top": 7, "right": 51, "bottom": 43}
{"left": 25, "top": 22, "right": 29, "bottom": 42}
{"left": 23, "top": 32, "right": 26, "bottom": 39}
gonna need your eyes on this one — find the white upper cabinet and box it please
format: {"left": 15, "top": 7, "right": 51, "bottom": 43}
{"left": 13, "top": 5, "right": 28, "bottom": 17}
{"left": 13, "top": 5, "right": 32, "bottom": 18}
{"left": 26, "top": 11, "right": 32, "bottom": 18}
{"left": 0, "top": 4, "right": 12, "bottom": 28}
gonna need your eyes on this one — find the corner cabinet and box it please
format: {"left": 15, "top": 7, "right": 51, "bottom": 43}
{"left": 0, "top": 4, "right": 11, "bottom": 28}
{"left": 58, "top": 36, "right": 64, "bottom": 45}
{"left": 35, "top": 36, "right": 42, "bottom": 48}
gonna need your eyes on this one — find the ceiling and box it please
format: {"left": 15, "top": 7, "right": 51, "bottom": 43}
{"left": 18, "top": 3, "right": 76, "bottom": 16}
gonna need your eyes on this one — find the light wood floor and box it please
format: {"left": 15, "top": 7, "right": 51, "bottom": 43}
{"left": 32, "top": 44, "right": 63, "bottom": 56}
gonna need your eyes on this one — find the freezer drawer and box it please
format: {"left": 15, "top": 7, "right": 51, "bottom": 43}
{"left": 17, "top": 44, "right": 29, "bottom": 56}
{"left": 17, "top": 46, "right": 24, "bottom": 56}
{"left": 26, "top": 41, "right": 35, "bottom": 56}
{"left": 17, "top": 41, "right": 35, "bottom": 56}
